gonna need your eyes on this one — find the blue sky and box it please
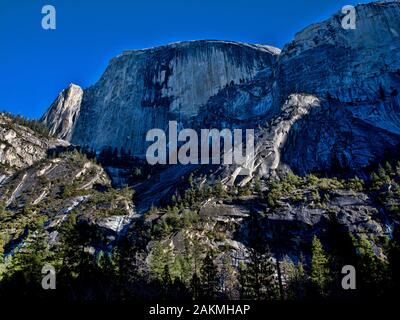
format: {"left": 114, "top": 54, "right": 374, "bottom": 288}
{"left": 0, "top": 0, "right": 369, "bottom": 119}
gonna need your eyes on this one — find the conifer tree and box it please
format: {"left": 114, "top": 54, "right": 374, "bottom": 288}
{"left": 200, "top": 252, "right": 219, "bottom": 299}
{"left": 246, "top": 246, "right": 276, "bottom": 300}
{"left": 0, "top": 226, "right": 51, "bottom": 298}
{"left": 384, "top": 162, "right": 394, "bottom": 177}
{"left": 190, "top": 273, "right": 202, "bottom": 300}
{"left": 378, "top": 165, "right": 390, "bottom": 182}
{"left": 182, "top": 236, "right": 195, "bottom": 283}
{"left": 254, "top": 177, "right": 262, "bottom": 194}
{"left": 150, "top": 242, "right": 165, "bottom": 279}
{"left": 370, "top": 172, "right": 382, "bottom": 189}
{"left": 356, "top": 236, "right": 387, "bottom": 298}
{"left": 310, "top": 236, "right": 330, "bottom": 296}
{"left": 281, "top": 257, "right": 307, "bottom": 300}
{"left": 214, "top": 181, "right": 226, "bottom": 198}
{"left": 220, "top": 253, "right": 238, "bottom": 299}
{"left": 149, "top": 241, "right": 173, "bottom": 281}
{"left": 239, "top": 217, "right": 277, "bottom": 300}
{"left": 115, "top": 240, "right": 145, "bottom": 295}
{"left": 0, "top": 236, "right": 4, "bottom": 259}
{"left": 161, "top": 264, "right": 173, "bottom": 298}
{"left": 238, "top": 261, "right": 246, "bottom": 298}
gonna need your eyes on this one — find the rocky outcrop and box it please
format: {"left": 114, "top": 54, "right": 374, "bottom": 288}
{"left": 41, "top": 84, "right": 83, "bottom": 140}
{"left": 163, "top": 182, "right": 395, "bottom": 266}
{"left": 0, "top": 113, "right": 68, "bottom": 183}
{"left": 230, "top": 94, "right": 321, "bottom": 185}
{"left": 282, "top": 97, "right": 400, "bottom": 175}
{"left": 0, "top": 149, "right": 136, "bottom": 254}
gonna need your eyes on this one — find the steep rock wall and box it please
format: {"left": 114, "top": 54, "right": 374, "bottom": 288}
{"left": 44, "top": 41, "right": 279, "bottom": 155}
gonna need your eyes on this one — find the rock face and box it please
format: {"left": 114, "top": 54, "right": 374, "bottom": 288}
{"left": 200, "top": 1, "right": 400, "bottom": 177}
{"left": 43, "top": 41, "right": 279, "bottom": 155}
{"left": 282, "top": 97, "right": 400, "bottom": 175}
{"left": 199, "top": 188, "right": 391, "bottom": 260}
{"left": 0, "top": 150, "right": 135, "bottom": 254}
{"left": 42, "top": 2, "right": 400, "bottom": 178}
{"left": 213, "top": 94, "right": 321, "bottom": 187}
{"left": 0, "top": 113, "right": 68, "bottom": 184}
{"left": 190, "top": 59, "right": 279, "bottom": 127}
{"left": 277, "top": 1, "right": 400, "bottom": 174}
{"left": 277, "top": 1, "right": 400, "bottom": 103}
{"left": 41, "top": 84, "right": 83, "bottom": 140}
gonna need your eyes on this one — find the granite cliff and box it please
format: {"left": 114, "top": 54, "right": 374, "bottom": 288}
{"left": 41, "top": 2, "right": 400, "bottom": 181}
{"left": 42, "top": 41, "right": 279, "bottom": 156}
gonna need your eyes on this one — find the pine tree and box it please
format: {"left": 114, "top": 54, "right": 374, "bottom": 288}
{"left": 220, "top": 253, "right": 238, "bottom": 299}
{"left": 378, "top": 165, "right": 390, "bottom": 182}
{"left": 281, "top": 257, "right": 307, "bottom": 300}
{"left": 384, "top": 162, "right": 394, "bottom": 177}
{"left": 182, "top": 236, "right": 195, "bottom": 282}
{"left": 239, "top": 218, "right": 277, "bottom": 300}
{"left": 161, "top": 264, "right": 173, "bottom": 298}
{"left": 370, "top": 172, "right": 382, "bottom": 190}
{"left": 214, "top": 181, "right": 226, "bottom": 198}
{"left": 115, "top": 239, "right": 146, "bottom": 296}
{"left": 149, "top": 241, "right": 173, "bottom": 281}
{"left": 56, "top": 212, "right": 87, "bottom": 277}
{"left": 310, "top": 236, "right": 330, "bottom": 296}
{"left": 254, "top": 177, "right": 262, "bottom": 194}
{"left": 191, "top": 236, "right": 204, "bottom": 275}
{"left": 388, "top": 236, "right": 400, "bottom": 295}
{"left": 190, "top": 273, "right": 202, "bottom": 300}
{"left": 200, "top": 252, "right": 219, "bottom": 299}
{"left": 245, "top": 247, "right": 276, "bottom": 299}
{"left": 96, "top": 250, "right": 120, "bottom": 300}
{"left": 0, "top": 226, "right": 52, "bottom": 298}
{"left": 0, "top": 236, "right": 4, "bottom": 259}
{"left": 238, "top": 261, "right": 248, "bottom": 299}
{"left": 356, "top": 236, "right": 387, "bottom": 298}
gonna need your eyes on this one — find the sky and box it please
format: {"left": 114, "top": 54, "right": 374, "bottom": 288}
{"left": 0, "top": 0, "right": 370, "bottom": 119}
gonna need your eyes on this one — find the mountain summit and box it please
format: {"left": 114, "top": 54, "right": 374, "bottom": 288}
{"left": 42, "top": 40, "right": 279, "bottom": 156}
{"left": 42, "top": 2, "right": 400, "bottom": 177}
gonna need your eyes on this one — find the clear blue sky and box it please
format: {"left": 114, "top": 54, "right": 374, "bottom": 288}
{"left": 0, "top": 0, "right": 369, "bottom": 119}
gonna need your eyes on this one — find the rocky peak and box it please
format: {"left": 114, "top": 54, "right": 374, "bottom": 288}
{"left": 277, "top": 1, "right": 400, "bottom": 103}
{"left": 274, "top": 1, "right": 400, "bottom": 174}
{"left": 41, "top": 83, "right": 83, "bottom": 140}
{"left": 42, "top": 40, "right": 280, "bottom": 155}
